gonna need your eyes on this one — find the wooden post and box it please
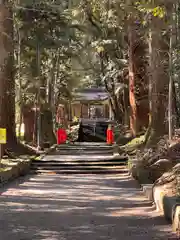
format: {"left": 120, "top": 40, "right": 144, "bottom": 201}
{"left": 0, "top": 128, "right": 6, "bottom": 158}
{"left": 109, "top": 100, "right": 113, "bottom": 120}
{"left": 80, "top": 104, "right": 83, "bottom": 118}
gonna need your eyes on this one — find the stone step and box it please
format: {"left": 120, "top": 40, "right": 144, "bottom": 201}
{"left": 31, "top": 160, "right": 127, "bottom": 166}
{"left": 57, "top": 142, "right": 114, "bottom": 145}
{"left": 31, "top": 163, "right": 126, "bottom": 170}
{"left": 31, "top": 165, "right": 126, "bottom": 170}
{"left": 56, "top": 142, "right": 113, "bottom": 148}
{"left": 41, "top": 155, "right": 127, "bottom": 162}
{"left": 34, "top": 143, "right": 127, "bottom": 174}
{"left": 54, "top": 149, "right": 114, "bottom": 155}
{"left": 55, "top": 143, "right": 115, "bottom": 150}
{"left": 30, "top": 168, "right": 128, "bottom": 175}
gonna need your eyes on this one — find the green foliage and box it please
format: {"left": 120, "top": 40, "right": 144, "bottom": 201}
{"left": 14, "top": 0, "right": 180, "bottom": 130}
{"left": 14, "top": 0, "right": 129, "bottom": 109}
{"left": 14, "top": 0, "right": 87, "bottom": 109}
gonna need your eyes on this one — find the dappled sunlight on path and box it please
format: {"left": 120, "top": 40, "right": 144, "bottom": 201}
{"left": 0, "top": 174, "right": 177, "bottom": 239}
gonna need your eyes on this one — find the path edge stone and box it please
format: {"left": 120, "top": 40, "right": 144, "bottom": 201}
{"left": 172, "top": 204, "right": 180, "bottom": 236}
{"left": 0, "top": 158, "right": 31, "bottom": 187}
{"left": 128, "top": 156, "right": 180, "bottom": 237}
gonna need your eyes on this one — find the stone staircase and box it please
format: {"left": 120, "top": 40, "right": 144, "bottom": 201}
{"left": 31, "top": 143, "right": 128, "bottom": 174}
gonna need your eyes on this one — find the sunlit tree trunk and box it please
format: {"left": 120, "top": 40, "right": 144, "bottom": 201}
{"left": 128, "top": 19, "right": 149, "bottom": 136}
{"left": 128, "top": 24, "right": 138, "bottom": 135}
{"left": 146, "top": 4, "right": 171, "bottom": 145}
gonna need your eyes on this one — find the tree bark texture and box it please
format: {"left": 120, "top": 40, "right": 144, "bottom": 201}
{"left": 0, "top": 3, "right": 17, "bottom": 151}
{"left": 128, "top": 20, "right": 149, "bottom": 136}
{"left": 146, "top": 8, "right": 170, "bottom": 145}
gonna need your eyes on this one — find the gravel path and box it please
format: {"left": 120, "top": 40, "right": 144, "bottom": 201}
{"left": 0, "top": 173, "right": 177, "bottom": 239}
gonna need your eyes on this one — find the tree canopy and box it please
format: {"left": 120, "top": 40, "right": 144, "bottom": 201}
{"left": 0, "top": 0, "right": 180, "bottom": 152}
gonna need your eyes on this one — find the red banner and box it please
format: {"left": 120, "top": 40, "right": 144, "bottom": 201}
{"left": 57, "top": 128, "right": 67, "bottom": 144}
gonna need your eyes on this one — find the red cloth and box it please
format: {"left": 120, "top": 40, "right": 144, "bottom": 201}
{"left": 57, "top": 128, "right": 67, "bottom": 144}
{"left": 106, "top": 129, "right": 114, "bottom": 144}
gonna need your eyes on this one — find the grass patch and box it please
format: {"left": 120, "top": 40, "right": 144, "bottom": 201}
{"left": 1, "top": 159, "right": 18, "bottom": 166}
{"left": 31, "top": 155, "right": 42, "bottom": 161}
{"left": 120, "top": 135, "right": 145, "bottom": 155}
{"left": 126, "top": 135, "right": 145, "bottom": 147}
{"left": 0, "top": 167, "right": 12, "bottom": 172}
{"left": 127, "top": 160, "right": 133, "bottom": 169}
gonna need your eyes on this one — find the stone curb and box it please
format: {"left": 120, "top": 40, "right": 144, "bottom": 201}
{"left": 130, "top": 167, "right": 180, "bottom": 237}
{"left": 0, "top": 158, "right": 31, "bottom": 186}
{"left": 128, "top": 156, "right": 180, "bottom": 236}
{"left": 172, "top": 204, "right": 180, "bottom": 236}
{"left": 163, "top": 196, "right": 180, "bottom": 221}
{"left": 0, "top": 144, "right": 56, "bottom": 185}
{"left": 141, "top": 184, "right": 154, "bottom": 201}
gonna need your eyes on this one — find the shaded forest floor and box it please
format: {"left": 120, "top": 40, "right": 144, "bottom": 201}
{"left": 0, "top": 173, "right": 176, "bottom": 240}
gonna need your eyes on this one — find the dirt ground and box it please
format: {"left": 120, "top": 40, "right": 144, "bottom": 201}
{"left": 0, "top": 173, "right": 177, "bottom": 239}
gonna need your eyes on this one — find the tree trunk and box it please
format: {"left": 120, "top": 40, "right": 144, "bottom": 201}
{"left": 123, "top": 82, "right": 130, "bottom": 127}
{"left": 172, "top": 78, "right": 180, "bottom": 127}
{"left": 111, "top": 95, "right": 123, "bottom": 123}
{"left": 128, "top": 18, "right": 148, "bottom": 136}
{"left": 168, "top": 24, "right": 173, "bottom": 141}
{"left": 0, "top": 4, "right": 7, "bottom": 157}
{"left": 22, "top": 105, "right": 35, "bottom": 143}
{"left": 41, "top": 109, "right": 56, "bottom": 146}
{"left": 0, "top": 3, "right": 17, "bottom": 150}
{"left": 146, "top": 10, "right": 170, "bottom": 146}
{"left": 17, "top": 27, "right": 22, "bottom": 139}
{"left": 128, "top": 24, "right": 138, "bottom": 135}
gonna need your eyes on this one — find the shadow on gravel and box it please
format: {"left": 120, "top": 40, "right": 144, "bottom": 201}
{"left": 0, "top": 174, "right": 177, "bottom": 240}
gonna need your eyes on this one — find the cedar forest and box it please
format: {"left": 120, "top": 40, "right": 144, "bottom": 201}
{"left": 0, "top": 0, "right": 180, "bottom": 159}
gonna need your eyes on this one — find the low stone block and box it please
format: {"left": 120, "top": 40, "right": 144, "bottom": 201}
{"left": 130, "top": 164, "right": 153, "bottom": 184}
{"left": 153, "top": 186, "right": 166, "bottom": 212}
{"left": 0, "top": 158, "right": 31, "bottom": 185}
{"left": 137, "top": 169, "right": 152, "bottom": 184}
{"left": 172, "top": 205, "right": 180, "bottom": 236}
{"left": 20, "top": 160, "right": 31, "bottom": 176}
{"left": 163, "top": 196, "right": 180, "bottom": 221}
{"left": 0, "top": 168, "right": 13, "bottom": 183}
{"left": 11, "top": 159, "right": 31, "bottom": 176}
{"left": 10, "top": 165, "right": 19, "bottom": 178}
{"left": 142, "top": 184, "right": 153, "bottom": 201}
{"left": 1, "top": 161, "right": 19, "bottom": 177}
